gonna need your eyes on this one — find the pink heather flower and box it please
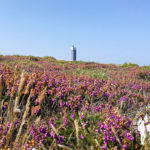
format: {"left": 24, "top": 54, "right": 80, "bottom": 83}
{"left": 121, "top": 96, "right": 126, "bottom": 101}
{"left": 80, "top": 115, "right": 84, "bottom": 119}
{"left": 59, "top": 99, "right": 64, "bottom": 107}
{"left": 50, "top": 130, "right": 55, "bottom": 138}
{"left": 82, "top": 123, "right": 86, "bottom": 128}
{"left": 80, "top": 134, "right": 84, "bottom": 139}
{"left": 25, "top": 143, "right": 28, "bottom": 148}
{"left": 71, "top": 114, "right": 75, "bottom": 119}
{"left": 104, "top": 125, "right": 108, "bottom": 129}
{"left": 63, "top": 117, "right": 69, "bottom": 126}
{"left": 52, "top": 98, "right": 56, "bottom": 102}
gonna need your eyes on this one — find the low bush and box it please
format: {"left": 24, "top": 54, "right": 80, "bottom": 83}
{"left": 75, "top": 68, "right": 108, "bottom": 79}
{"left": 120, "top": 62, "right": 139, "bottom": 68}
{"left": 28, "top": 56, "right": 38, "bottom": 61}
{"left": 43, "top": 56, "right": 56, "bottom": 61}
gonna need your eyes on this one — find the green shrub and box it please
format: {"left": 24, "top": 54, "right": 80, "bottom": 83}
{"left": 0, "top": 54, "right": 3, "bottom": 60}
{"left": 55, "top": 60, "right": 69, "bottom": 66}
{"left": 141, "top": 66, "right": 150, "bottom": 70}
{"left": 69, "top": 61, "right": 85, "bottom": 65}
{"left": 74, "top": 68, "right": 108, "bottom": 79}
{"left": 13, "top": 54, "right": 22, "bottom": 57}
{"left": 120, "top": 62, "right": 139, "bottom": 68}
{"left": 28, "top": 56, "right": 38, "bottom": 61}
{"left": 43, "top": 56, "right": 56, "bottom": 61}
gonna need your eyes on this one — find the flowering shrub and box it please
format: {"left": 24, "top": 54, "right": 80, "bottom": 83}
{"left": 0, "top": 56, "right": 148, "bottom": 149}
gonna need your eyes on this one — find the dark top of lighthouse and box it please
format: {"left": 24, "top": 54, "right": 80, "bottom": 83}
{"left": 71, "top": 45, "right": 76, "bottom": 51}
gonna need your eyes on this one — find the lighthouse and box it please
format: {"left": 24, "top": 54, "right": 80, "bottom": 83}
{"left": 71, "top": 45, "right": 76, "bottom": 61}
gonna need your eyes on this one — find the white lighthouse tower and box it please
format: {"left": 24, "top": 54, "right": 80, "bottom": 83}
{"left": 71, "top": 45, "right": 76, "bottom": 61}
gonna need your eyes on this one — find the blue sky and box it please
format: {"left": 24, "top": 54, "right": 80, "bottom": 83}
{"left": 0, "top": 0, "right": 150, "bottom": 66}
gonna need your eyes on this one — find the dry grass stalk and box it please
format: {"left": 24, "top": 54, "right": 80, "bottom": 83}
{"left": 6, "top": 115, "right": 17, "bottom": 147}
{"left": 5, "top": 102, "right": 15, "bottom": 124}
{"left": 14, "top": 70, "right": 26, "bottom": 112}
{"left": 39, "top": 87, "right": 47, "bottom": 106}
{"left": 95, "top": 139, "right": 100, "bottom": 148}
{"left": 40, "top": 143, "right": 47, "bottom": 150}
{"left": 90, "top": 146, "right": 94, "bottom": 150}
{"left": 23, "top": 114, "right": 35, "bottom": 144}
{"left": 144, "top": 143, "right": 148, "bottom": 150}
{"left": 111, "top": 126, "right": 122, "bottom": 146}
{"left": 51, "top": 123, "right": 59, "bottom": 137}
{"left": 74, "top": 119, "right": 79, "bottom": 149}
{"left": 49, "top": 140, "right": 55, "bottom": 149}
{"left": 50, "top": 139, "right": 58, "bottom": 150}
{"left": 24, "top": 79, "right": 32, "bottom": 95}
{"left": 57, "top": 144, "right": 73, "bottom": 150}
{"left": 17, "top": 70, "right": 26, "bottom": 95}
{"left": 10, "top": 66, "right": 19, "bottom": 98}
{"left": 66, "top": 131, "right": 74, "bottom": 145}
{"left": 27, "top": 114, "right": 35, "bottom": 130}
{"left": 57, "top": 124, "right": 65, "bottom": 131}
{"left": 34, "top": 116, "right": 41, "bottom": 126}
{"left": 47, "top": 124, "right": 66, "bottom": 150}
{"left": 120, "top": 100, "right": 123, "bottom": 111}
{"left": 15, "top": 89, "right": 32, "bottom": 143}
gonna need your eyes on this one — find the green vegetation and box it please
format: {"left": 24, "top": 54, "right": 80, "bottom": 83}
{"left": 74, "top": 68, "right": 108, "bottom": 79}
{"left": 28, "top": 55, "right": 39, "bottom": 61}
{"left": 141, "top": 65, "right": 150, "bottom": 70}
{"left": 120, "top": 62, "right": 139, "bottom": 68}
{"left": 43, "top": 56, "right": 56, "bottom": 61}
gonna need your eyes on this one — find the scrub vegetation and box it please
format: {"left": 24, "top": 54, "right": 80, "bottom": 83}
{"left": 0, "top": 55, "right": 149, "bottom": 149}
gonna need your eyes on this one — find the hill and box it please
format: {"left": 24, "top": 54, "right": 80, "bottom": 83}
{"left": 0, "top": 55, "right": 149, "bottom": 149}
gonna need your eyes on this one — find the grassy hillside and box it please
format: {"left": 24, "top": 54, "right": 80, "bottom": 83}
{"left": 0, "top": 55, "right": 149, "bottom": 149}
